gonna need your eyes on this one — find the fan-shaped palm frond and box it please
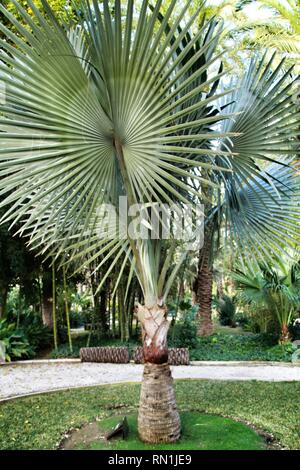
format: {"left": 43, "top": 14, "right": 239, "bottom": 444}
{"left": 0, "top": 0, "right": 236, "bottom": 304}
{"left": 232, "top": 258, "right": 300, "bottom": 341}
{"left": 212, "top": 53, "right": 300, "bottom": 265}
{"left": 226, "top": 161, "right": 300, "bottom": 266}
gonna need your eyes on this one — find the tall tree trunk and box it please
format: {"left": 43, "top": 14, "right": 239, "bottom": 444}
{"left": 118, "top": 289, "right": 125, "bottom": 341}
{"left": 194, "top": 228, "right": 214, "bottom": 337}
{"left": 107, "top": 284, "right": 111, "bottom": 331}
{"left": 63, "top": 266, "right": 73, "bottom": 353}
{"left": 42, "top": 297, "right": 53, "bottom": 327}
{"left": 279, "top": 323, "right": 291, "bottom": 344}
{"left": 224, "top": 253, "right": 235, "bottom": 296}
{"left": 99, "top": 288, "right": 107, "bottom": 333}
{"left": 137, "top": 303, "right": 181, "bottom": 444}
{"left": 125, "top": 290, "right": 134, "bottom": 341}
{"left": 0, "top": 285, "right": 8, "bottom": 318}
{"left": 112, "top": 295, "right": 116, "bottom": 338}
{"left": 41, "top": 269, "right": 53, "bottom": 328}
{"left": 52, "top": 261, "right": 58, "bottom": 350}
{"left": 216, "top": 275, "right": 224, "bottom": 298}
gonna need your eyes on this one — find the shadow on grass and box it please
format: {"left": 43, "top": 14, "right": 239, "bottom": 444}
{"left": 61, "top": 412, "right": 266, "bottom": 451}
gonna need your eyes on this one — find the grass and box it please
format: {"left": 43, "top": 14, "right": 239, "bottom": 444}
{"left": 1, "top": 380, "right": 300, "bottom": 450}
{"left": 214, "top": 325, "right": 249, "bottom": 335}
{"left": 73, "top": 412, "right": 265, "bottom": 450}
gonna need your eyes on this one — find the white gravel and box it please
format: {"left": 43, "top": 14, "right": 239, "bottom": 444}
{"left": 1, "top": 361, "right": 300, "bottom": 401}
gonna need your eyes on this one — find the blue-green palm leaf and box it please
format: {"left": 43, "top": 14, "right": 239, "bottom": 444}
{"left": 0, "top": 0, "right": 234, "bottom": 302}
{"left": 212, "top": 54, "right": 300, "bottom": 265}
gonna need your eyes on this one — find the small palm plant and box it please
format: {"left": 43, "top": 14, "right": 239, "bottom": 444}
{"left": 233, "top": 261, "right": 300, "bottom": 342}
{"left": 193, "top": 53, "right": 300, "bottom": 336}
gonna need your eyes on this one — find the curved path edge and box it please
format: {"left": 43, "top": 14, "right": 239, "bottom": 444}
{"left": 1, "top": 361, "right": 300, "bottom": 403}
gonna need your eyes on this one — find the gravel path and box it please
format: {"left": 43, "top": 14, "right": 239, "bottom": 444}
{"left": 1, "top": 361, "right": 300, "bottom": 401}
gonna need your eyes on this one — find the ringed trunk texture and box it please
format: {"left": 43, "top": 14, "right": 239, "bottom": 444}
{"left": 0, "top": 286, "right": 8, "bottom": 318}
{"left": 279, "top": 323, "right": 291, "bottom": 344}
{"left": 41, "top": 269, "right": 53, "bottom": 328}
{"left": 194, "top": 230, "right": 214, "bottom": 337}
{"left": 137, "top": 304, "right": 181, "bottom": 444}
{"left": 42, "top": 296, "right": 53, "bottom": 328}
{"left": 138, "top": 363, "right": 181, "bottom": 443}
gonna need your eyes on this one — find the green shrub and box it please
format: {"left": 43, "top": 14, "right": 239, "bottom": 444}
{"left": 50, "top": 335, "right": 139, "bottom": 358}
{"left": 0, "top": 319, "right": 33, "bottom": 361}
{"left": 290, "top": 319, "right": 300, "bottom": 340}
{"left": 190, "top": 332, "right": 292, "bottom": 362}
{"left": 51, "top": 343, "right": 81, "bottom": 358}
{"left": 232, "top": 263, "right": 300, "bottom": 339}
{"left": 0, "top": 312, "right": 52, "bottom": 361}
{"left": 215, "top": 295, "right": 236, "bottom": 326}
{"left": 69, "top": 310, "right": 84, "bottom": 328}
{"left": 168, "top": 301, "right": 198, "bottom": 349}
{"left": 234, "top": 312, "right": 250, "bottom": 328}
{"left": 18, "top": 314, "right": 52, "bottom": 351}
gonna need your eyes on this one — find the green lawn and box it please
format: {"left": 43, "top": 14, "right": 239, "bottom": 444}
{"left": 0, "top": 380, "right": 299, "bottom": 450}
{"left": 73, "top": 412, "right": 265, "bottom": 450}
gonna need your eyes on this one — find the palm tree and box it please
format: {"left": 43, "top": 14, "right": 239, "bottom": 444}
{"left": 232, "top": 260, "right": 300, "bottom": 342}
{"left": 249, "top": 0, "right": 300, "bottom": 57}
{"left": 223, "top": 0, "right": 300, "bottom": 71}
{"left": 0, "top": 0, "right": 240, "bottom": 443}
{"left": 194, "top": 52, "right": 300, "bottom": 336}
{"left": 0, "top": 0, "right": 299, "bottom": 443}
{"left": 192, "top": 1, "right": 300, "bottom": 72}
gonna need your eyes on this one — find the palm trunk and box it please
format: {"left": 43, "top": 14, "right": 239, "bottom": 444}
{"left": 112, "top": 295, "right": 116, "bottom": 338}
{"left": 99, "top": 288, "right": 107, "bottom": 334}
{"left": 41, "top": 270, "right": 53, "bottom": 328}
{"left": 118, "top": 289, "right": 125, "bottom": 341}
{"left": 63, "top": 267, "right": 73, "bottom": 353}
{"left": 0, "top": 285, "right": 8, "bottom": 318}
{"left": 216, "top": 276, "right": 224, "bottom": 298}
{"left": 137, "top": 303, "right": 181, "bottom": 444}
{"left": 52, "top": 262, "right": 58, "bottom": 350}
{"left": 279, "top": 323, "right": 291, "bottom": 344}
{"left": 42, "top": 296, "right": 53, "bottom": 327}
{"left": 194, "top": 229, "right": 214, "bottom": 337}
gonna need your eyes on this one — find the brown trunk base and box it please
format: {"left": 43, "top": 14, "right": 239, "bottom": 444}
{"left": 196, "top": 312, "right": 214, "bottom": 336}
{"left": 279, "top": 324, "right": 291, "bottom": 344}
{"left": 138, "top": 362, "right": 181, "bottom": 444}
{"left": 80, "top": 346, "right": 129, "bottom": 363}
{"left": 194, "top": 229, "right": 214, "bottom": 337}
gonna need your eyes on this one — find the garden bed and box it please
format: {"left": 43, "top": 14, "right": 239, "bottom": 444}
{"left": 47, "top": 332, "right": 294, "bottom": 363}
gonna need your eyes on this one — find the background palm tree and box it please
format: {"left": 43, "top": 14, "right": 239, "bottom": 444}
{"left": 189, "top": 1, "right": 300, "bottom": 73}
{"left": 232, "top": 259, "right": 300, "bottom": 342}
{"left": 193, "top": 51, "right": 300, "bottom": 335}
{"left": 248, "top": 0, "right": 300, "bottom": 58}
